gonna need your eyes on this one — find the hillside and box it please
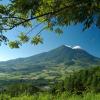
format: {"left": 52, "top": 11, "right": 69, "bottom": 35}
{"left": 0, "top": 45, "right": 100, "bottom": 80}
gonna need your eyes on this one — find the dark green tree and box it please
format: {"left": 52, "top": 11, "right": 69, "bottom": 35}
{"left": 65, "top": 67, "right": 100, "bottom": 94}
{"left": 0, "top": 0, "right": 100, "bottom": 48}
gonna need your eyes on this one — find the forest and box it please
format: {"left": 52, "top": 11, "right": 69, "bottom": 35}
{"left": 0, "top": 66, "right": 99, "bottom": 100}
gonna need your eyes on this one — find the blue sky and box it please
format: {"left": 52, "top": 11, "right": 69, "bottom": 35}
{"left": 0, "top": 0, "right": 100, "bottom": 61}
{"left": 0, "top": 23, "right": 100, "bottom": 61}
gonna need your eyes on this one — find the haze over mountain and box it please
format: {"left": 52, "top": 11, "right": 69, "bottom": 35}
{"left": 0, "top": 45, "right": 100, "bottom": 74}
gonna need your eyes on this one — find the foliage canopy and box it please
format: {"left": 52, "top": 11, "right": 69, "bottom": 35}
{"left": 0, "top": 0, "right": 100, "bottom": 48}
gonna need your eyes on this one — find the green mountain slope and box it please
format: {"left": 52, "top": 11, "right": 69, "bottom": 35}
{"left": 0, "top": 45, "right": 100, "bottom": 80}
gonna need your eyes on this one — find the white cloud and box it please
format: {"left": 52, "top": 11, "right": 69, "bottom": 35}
{"left": 72, "top": 46, "right": 81, "bottom": 49}
{"left": 64, "top": 45, "right": 82, "bottom": 50}
{"left": 64, "top": 45, "right": 72, "bottom": 48}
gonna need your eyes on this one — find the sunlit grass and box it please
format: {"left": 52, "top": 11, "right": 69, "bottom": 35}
{"left": 0, "top": 92, "right": 99, "bottom": 100}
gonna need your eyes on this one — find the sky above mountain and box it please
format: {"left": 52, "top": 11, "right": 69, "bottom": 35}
{"left": 0, "top": 0, "right": 100, "bottom": 61}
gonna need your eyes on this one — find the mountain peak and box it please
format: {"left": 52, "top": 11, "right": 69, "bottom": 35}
{"left": 0, "top": 44, "right": 100, "bottom": 74}
{"left": 63, "top": 45, "right": 82, "bottom": 50}
{"left": 72, "top": 46, "right": 82, "bottom": 49}
{"left": 64, "top": 45, "right": 72, "bottom": 48}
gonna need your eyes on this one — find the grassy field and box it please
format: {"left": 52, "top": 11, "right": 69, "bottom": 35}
{"left": 0, "top": 67, "right": 99, "bottom": 100}
{"left": 0, "top": 92, "right": 100, "bottom": 100}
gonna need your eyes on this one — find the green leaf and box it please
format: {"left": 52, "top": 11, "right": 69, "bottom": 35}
{"left": 31, "top": 35, "right": 43, "bottom": 45}
{"left": 55, "top": 28, "right": 63, "bottom": 35}
{"left": 18, "top": 32, "right": 29, "bottom": 43}
{"left": 8, "top": 41, "right": 22, "bottom": 48}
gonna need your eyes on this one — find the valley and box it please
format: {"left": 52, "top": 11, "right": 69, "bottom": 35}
{"left": 0, "top": 45, "right": 100, "bottom": 87}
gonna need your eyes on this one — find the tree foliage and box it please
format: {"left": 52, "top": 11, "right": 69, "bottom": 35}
{"left": 18, "top": 32, "right": 29, "bottom": 43}
{"left": 0, "top": 0, "right": 100, "bottom": 48}
{"left": 51, "top": 67, "right": 100, "bottom": 94}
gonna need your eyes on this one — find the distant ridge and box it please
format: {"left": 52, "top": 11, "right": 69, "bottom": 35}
{"left": 0, "top": 45, "right": 100, "bottom": 73}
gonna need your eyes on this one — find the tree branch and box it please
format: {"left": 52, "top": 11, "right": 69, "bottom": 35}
{"left": 1, "top": 2, "right": 91, "bottom": 31}
{"left": 26, "top": 21, "right": 46, "bottom": 35}
{"left": 1, "top": 16, "right": 27, "bottom": 20}
{"left": 1, "top": 4, "right": 73, "bottom": 31}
